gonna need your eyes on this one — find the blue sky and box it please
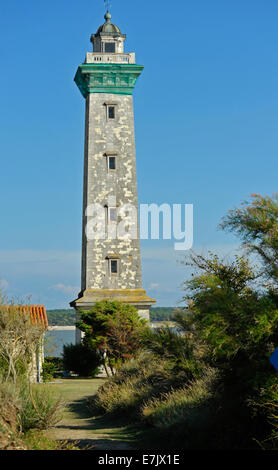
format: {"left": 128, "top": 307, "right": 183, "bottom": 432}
{"left": 0, "top": 0, "right": 277, "bottom": 308}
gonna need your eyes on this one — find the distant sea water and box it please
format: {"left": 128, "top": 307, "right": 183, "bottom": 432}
{"left": 45, "top": 328, "right": 75, "bottom": 357}
{"left": 44, "top": 322, "right": 177, "bottom": 357}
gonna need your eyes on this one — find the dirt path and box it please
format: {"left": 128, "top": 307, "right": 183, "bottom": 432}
{"left": 46, "top": 378, "right": 134, "bottom": 450}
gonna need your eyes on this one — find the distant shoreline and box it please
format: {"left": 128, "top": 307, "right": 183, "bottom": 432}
{"left": 48, "top": 326, "right": 75, "bottom": 331}
{"left": 48, "top": 322, "right": 175, "bottom": 331}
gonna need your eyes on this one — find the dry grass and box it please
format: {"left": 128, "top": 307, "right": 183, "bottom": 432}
{"left": 0, "top": 380, "right": 65, "bottom": 449}
{"left": 141, "top": 368, "right": 217, "bottom": 428}
{"left": 94, "top": 352, "right": 175, "bottom": 416}
{"left": 0, "top": 382, "right": 26, "bottom": 449}
{"left": 18, "top": 383, "right": 65, "bottom": 432}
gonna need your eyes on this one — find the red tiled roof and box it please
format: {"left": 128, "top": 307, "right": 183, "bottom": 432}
{"left": 1, "top": 305, "right": 48, "bottom": 330}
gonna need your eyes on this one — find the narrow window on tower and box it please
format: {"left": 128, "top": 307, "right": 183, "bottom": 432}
{"left": 108, "top": 106, "right": 115, "bottom": 119}
{"left": 104, "top": 153, "right": 117, "bottom": 172}
{"left": 108, "top": 156, "right": 116, "bottom": 170}
{"left": 108, "top": 207, "right": 117, "bottom": 223}
{"left": 104, "top": 102, "right": 117, "bottom": 121}
{"left": 106, "top": 254, "right": 120, "bottom": 276}
{"left": 110, "top": 259, "right": 118, "bottom": 274}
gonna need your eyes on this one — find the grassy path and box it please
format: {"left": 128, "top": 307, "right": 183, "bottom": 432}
{"left": 46, "top": 378, "right": 136, "bottom": 450}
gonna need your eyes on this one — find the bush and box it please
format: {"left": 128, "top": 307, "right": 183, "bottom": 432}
{"left": 42, "top": 361, "right": 56, "bottom": 383}
{"left": 95, "top": 377, "right": 153, "bottom": 416}
{"left": 63, "top": 343, "right": 101, "bottom": 377}
{"left": 42, "top": 357, "right": 63, "bottom": 382}
{"left": 94, "top": 351, "right": 193, "bottom": 417}
{"left": 77, "top": 300, "right": 148, "bottom": 375}
{"left": 142, "top": 325, "right": 205, "bottom": 379}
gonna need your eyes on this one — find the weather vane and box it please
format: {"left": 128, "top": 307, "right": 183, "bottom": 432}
{"left": 104, "top": 0, "right": 112, "bottom": 11}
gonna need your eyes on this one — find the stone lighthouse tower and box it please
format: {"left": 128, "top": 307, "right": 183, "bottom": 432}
{"left": 71, "top": 11, "right": 155, "bottom": 339}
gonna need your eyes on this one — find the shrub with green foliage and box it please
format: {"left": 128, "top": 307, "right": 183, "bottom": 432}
{"left": 177, "top": 251, "right": 278, "bottom": 447}
{"left": 63, "top": 343, "right": 101, "bottom": 377}
{"left": 77, "top": 300, "right": 148, "bottom": 375}
{"left": 42, "top": 357, "right": 63, "bottom": 383}
{"left": 141, "top": 325, "right": 205, "bottom": 379}
{"left": 220, "top": 193, "right": 278, "bottom": 282}
{"left": 181, "top": 252, "right": 278, "bottom": 390}
{"left": 42, "top": 360, "right": 55, "bottom": 383}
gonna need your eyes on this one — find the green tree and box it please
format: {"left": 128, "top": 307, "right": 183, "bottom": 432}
{"left": 76, "top": 300, "right": 148, "bottom": 376}
{"left": 179, "top": 250, "right": 278, "bottom": 447}
{"left": 182, "top": 253, "right": 278, "bottom": 369}
{"left": 220, "top": 193, "right": 278, "bottom": 283}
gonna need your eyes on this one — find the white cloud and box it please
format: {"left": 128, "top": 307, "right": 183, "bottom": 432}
{"left": 149, "top": 283, "right": 160, "bottom": 290}
{"left": 0, "top": 243, "right": 247, "bottom": 309}
{"left": 49, "top": 284, "right": 79, "bottom": 296}
{"left": 0, "top": 250, "right": 81, "bottom": 308}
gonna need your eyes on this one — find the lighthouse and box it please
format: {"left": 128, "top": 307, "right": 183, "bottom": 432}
{"left": 71, "top": 11, "right": 156, "bottom": 341}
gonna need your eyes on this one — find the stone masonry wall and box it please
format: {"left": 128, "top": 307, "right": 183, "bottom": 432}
{"left": 81, "top": 92, "right": 143, "bottom": 291}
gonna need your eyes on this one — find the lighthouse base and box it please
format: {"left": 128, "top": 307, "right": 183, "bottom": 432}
{"left": 70, "top": 288, "right": 156, "bottom": 344}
